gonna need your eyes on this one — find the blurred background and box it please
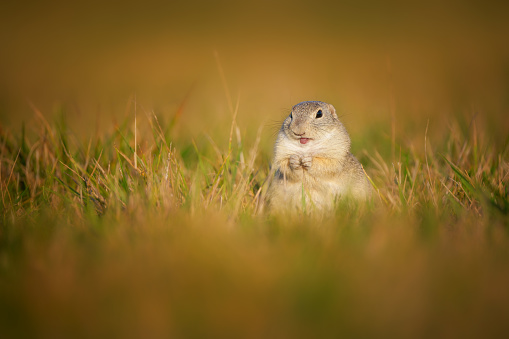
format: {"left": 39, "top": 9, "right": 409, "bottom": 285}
{"left": 1, "top": 0, "right": 508, "bottom": 148}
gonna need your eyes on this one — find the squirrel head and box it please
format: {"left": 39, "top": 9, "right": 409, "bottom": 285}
{"left": 282, "top": 101, "right": 350, "bottom": 148}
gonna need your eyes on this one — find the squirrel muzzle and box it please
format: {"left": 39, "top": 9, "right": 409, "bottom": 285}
{"left": 289, "top": 120, "right": 307, "bottom": 137}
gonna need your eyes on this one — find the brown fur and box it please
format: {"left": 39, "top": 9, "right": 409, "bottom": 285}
{"left": 268, "top": 101, "right": 371, "bottom": 212}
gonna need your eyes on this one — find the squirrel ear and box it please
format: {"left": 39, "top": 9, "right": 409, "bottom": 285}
{"left": 328, "top": 103, "right": 338, "bottom": 119}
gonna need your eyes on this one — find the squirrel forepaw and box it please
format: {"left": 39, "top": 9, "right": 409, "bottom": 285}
{"left": 301, "top": 155, "right": 312, "bottom": 170}
{"left": 289, "top": 155, "right": 302, "bottom": 170}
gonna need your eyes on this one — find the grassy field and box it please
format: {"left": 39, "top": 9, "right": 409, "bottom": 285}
{"left": 1, "top": 1, "right": 509, "bottom": 338}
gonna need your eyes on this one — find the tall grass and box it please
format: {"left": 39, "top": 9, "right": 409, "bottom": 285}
{"left": 1, "top": 99, "right": 506, "bottom": 223}
{"left": 0, "top": 94, "right": 508, "bottom": 338}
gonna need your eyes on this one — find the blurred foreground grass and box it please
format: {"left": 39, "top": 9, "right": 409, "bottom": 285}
{"left": 0, "top": 94, "right": 508, "bottom": 338}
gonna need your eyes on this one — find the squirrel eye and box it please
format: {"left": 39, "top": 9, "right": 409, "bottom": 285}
{"left": 316, "top": 110, "right": 323, "bottom": 118}
{"left": 290, "top": 112, "right": 293, "bottom": 119}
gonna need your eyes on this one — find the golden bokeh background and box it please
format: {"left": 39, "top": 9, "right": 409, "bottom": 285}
{"left": 1, "top": 0, "right": 508, "bottom": 145}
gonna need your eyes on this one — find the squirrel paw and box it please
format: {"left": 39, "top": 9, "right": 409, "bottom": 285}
{"left": 289, "top": 155, "right": 302, "bottom": 170}
{"left": 301, "top": 155, "right": 312, "bottom": 170}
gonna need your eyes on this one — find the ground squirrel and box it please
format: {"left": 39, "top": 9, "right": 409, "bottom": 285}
{"left": 268, "top": 101, "right": 371, "bottom": 212}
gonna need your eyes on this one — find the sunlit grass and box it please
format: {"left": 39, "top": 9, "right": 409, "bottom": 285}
{"left": 0, "top": 84, "right": 508, "bottom": 337}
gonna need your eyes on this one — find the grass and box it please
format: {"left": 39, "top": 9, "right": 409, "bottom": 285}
{"left": 0, "top": 88, "right": 508, "bottom": 338}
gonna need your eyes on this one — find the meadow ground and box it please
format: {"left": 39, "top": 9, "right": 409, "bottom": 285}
{"left": 1, "top": 1, "right": 509, "bottom": 338}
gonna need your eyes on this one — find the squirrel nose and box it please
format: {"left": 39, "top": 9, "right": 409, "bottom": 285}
{"left": 293, "top": 131, "right": 305, "bottom": 136}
